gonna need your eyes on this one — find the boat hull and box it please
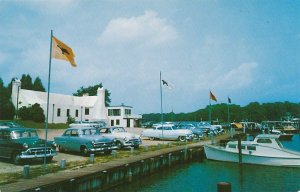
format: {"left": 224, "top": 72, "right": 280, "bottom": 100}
{"left": 204, "top": 145, "right": 300, "bottom": 167}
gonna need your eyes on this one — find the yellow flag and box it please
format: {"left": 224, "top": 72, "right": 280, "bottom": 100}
{"left": 52, "top": 36, "right": 76, "bottom": 67}
{"left": 210, "top": 91, "right": 217, "bottom": 102}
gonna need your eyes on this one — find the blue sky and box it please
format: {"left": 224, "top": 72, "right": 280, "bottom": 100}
{"left": 0, "top": 0, "right": 299, "bottom": 114}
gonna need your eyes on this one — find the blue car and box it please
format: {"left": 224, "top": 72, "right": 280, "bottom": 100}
{"left": 54, "top": 127, "right": 117, "bottom": 156}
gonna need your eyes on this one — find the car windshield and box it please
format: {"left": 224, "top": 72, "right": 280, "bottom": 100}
{"left": 112, "top": 127, "right": 126, "bottom": 132}
{"left": 11, "top": 130, "right": 38, "bottom": 139}
{"left": 81, "top": 128, "right": 97, "bottom": 136}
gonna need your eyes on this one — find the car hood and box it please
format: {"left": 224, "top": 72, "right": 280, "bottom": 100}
{"left": 13, "top": 137, "right": 53, "bottom": 148}
{"left": 112, "top": 132, "right": 140, "bottom": 139}
{"left": 84, "top": 135, "right": 114, "bottom": 142}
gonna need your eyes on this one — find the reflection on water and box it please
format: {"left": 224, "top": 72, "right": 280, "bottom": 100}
{"left": 108, "top": 135, "right": 300, "bottom": 192}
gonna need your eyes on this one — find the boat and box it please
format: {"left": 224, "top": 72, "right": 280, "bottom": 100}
{"left": 204, "top": 134, "right": 300, "bottom": 167}
{"left": 270, "top": 129, "right": 293, "bottom": 141}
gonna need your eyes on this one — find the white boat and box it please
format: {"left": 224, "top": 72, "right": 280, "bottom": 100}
{"left": 204, "top": 134, "right": 300, "bottom": 167}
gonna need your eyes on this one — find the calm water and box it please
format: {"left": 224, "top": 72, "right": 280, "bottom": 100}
{"left": 109, "top": 134, "right": 300, "bottom": 192}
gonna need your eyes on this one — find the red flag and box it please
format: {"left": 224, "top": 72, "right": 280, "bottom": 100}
{"left": 210, "top": 91, "right": 217, "bottom": 102}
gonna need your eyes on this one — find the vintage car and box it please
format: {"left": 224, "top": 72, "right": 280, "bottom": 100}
{"left": 69, "top": 121, "right": 106, "bottom": 129}
{"left": 176, "top": 123, "right": 204, "bottom": 140}
{"left": 54, "top": 127, "right": 117, "bottom": 156}
{"left": 0, "top": 128, "right": 57, "bottom": 164}
{"left": 97, "top": 127, "right": 142, "bottom": 149}
{"left": 141, "top": 124, "right": 193, "bottom": 141}
{"left": 0, "top": 121, "right": 23, "bottom": 128}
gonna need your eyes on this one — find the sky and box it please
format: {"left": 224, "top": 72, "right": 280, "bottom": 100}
{"left": 0, "top": 0, "right": 299, "bottom": 115}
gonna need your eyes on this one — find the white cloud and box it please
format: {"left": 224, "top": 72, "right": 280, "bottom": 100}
{"left": 213, "top": 62, "right": 258, "bottom": 89}
{"left": 98, "top": 10, "right": 178, "bottom": 46}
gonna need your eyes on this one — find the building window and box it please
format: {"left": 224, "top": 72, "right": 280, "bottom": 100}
{"left": 116, "top": 119, "right": 120, "bottom": 125}
{"left": 108, "top": 109, "right": 121, "bottom": 116}
{"left": 125, "top": 109, "right": 131, "bottom": 115}
{"left": 111, "top": 120, "right": 114, "bottom": 126}
{"left": 66, "top": 109, "right": 70, "bottom": 117}
{"left": 75, "top": 110, "right": 79, "bottom": 117}
{"left": 57, "top": 108, "right": 61, "bottom": 117}
{"left": 85, "top": 108, "right": 89, "bottom": 115}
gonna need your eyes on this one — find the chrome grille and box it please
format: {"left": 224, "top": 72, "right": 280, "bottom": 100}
{"left": 93, "top": 142, "right": 112, "bottom": 148}
{"left": 25, "top": 147, "right": 54, "bottom": 155}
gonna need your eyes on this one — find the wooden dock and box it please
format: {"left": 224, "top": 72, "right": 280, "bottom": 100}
{"left": 0, "top": 135, "right": 229, "bottom": 192}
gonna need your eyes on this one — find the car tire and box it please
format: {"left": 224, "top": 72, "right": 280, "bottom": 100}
{"left": 116, "top": 141, "right": 123, "bottom": 149}
{"left": 12, "top": 152, "right": 21, "bottom": 165}
{"left": 178, "top": 136, "right": 186, "bottom": 142}
{"left": 149, "top": 137, "right": 155, "bottom": 141}
{"left": 104, "top": 150, "right": 112, "bottom": 155}
{"left": 46, "top": 156, "right": 53, "bottom": 163}
{"left": 80, "top": 146, "right": 89, "bottom": 156}
{"left": 58, "top": 145, "right": 65, "bottom": 152}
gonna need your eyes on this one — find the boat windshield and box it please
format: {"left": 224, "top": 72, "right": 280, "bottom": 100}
{"left": 275, "top": 138, "right": 283, "bottom": 148}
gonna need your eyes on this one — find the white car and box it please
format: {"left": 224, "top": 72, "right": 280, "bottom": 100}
{"left": 69, "top": 121, "right": 106, "bottom": 129}
{"left": 141, "top": 124, "right": 193, "bottom": 141}
{"left": 98, "top": 127, "right": 142, "bottom": 149}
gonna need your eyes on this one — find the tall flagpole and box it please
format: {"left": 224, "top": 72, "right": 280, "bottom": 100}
{"left": 160, "top": 71, "right": 164, "bottom": 144}
{"left": 44, "top": 30, "right": 53, "bottom": 173}
{"left": 228, "top": 97, "right": 232, "bottom": 138}
{"left": 209, "top": 90, "right": 214, "bottom": 144}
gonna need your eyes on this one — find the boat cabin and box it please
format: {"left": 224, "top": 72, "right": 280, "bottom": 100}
{"left": 226, "top": 134, "right": 283, "bottom": 153}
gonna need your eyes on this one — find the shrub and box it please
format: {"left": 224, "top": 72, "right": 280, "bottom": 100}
{"left": 18, "top": 103, "right": 45, "bottom": 123}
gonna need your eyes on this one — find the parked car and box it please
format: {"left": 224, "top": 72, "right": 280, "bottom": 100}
{"left": 97, "top": 127, "right": 142, "bottom": 149}
{"left": 0, "top": 121, "right": 23, "bottom": 128}
{"left": 176, "top": 123, "right": 204, "bottom": 140}
{"left": 197, "top": 121, "right": 216, "bottom": 136}
{"left": 141, "top": 121, "right": 155, "bottom": 128}
{"left": 69, "top": 121, "right": 106, "bottom": 129}
{"left": 54, "top": 127, "right": 116, "bottom": 156}
{"left": 141, "top": 124, "right": 193, "bottom": 141}
{"left": 0, "top": 128, "right": 57, "bottom": 164}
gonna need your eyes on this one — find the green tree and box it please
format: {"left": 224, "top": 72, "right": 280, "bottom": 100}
{"left": 30, "top": 103, "right": 45, "bottom": 122}
{"left": 0, "top": 78, "right": 15, "bottom": 119}
{"left": 73, "top": 83, "right": 111, "bottom": 106}
{"left": 18, "top": 106, "right": 31, "bottom": 120}
{"left": 21, "top": 74, "right": 33, "bottom": 90}
{"left": 18, "top": 103, "right": 45, "bottom": 123}
{"left": 33, "top": 77, "right": 46, "bottom": 92}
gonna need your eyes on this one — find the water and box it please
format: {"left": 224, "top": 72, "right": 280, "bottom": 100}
{"left": 109, "top": 134, "right": 300, "bottom": 192}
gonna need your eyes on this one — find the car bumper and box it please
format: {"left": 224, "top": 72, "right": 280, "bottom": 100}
{"left": 122, "top": 139, "right": 142, "bottom": 147}
{"left": 20, "top": 149, "right": 57, "bottom": 159}
{"left": 90, "top": 147, "right": 113, "bottom": 152}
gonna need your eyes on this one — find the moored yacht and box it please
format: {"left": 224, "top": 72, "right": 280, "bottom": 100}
{"left": 204, "top": 134, "right": 300, "bottom": 167}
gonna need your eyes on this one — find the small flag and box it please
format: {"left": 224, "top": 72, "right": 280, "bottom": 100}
{"left": 162, "top": 79, "right": 173, "bottom": 89}
{"left": 228, "top": 97, "right": 231, "bottom": 104}
{"left": 210, "top": 91, "right": 217, "bottom": 102}
{"left": 52, "top": 36, "right": 76, "bottom": 67}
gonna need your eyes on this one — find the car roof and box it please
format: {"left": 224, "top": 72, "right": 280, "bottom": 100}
{"left": 0, "top": 127, "right": 35, "bottom": 131}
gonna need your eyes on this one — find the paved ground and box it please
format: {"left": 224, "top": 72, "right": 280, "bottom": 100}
{"left": 0, "top": 127, "right": 173, "bottom": 173}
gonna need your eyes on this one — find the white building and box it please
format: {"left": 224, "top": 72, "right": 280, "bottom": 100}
{"left": 11, "top": 79, "right": 142, "bottom": 127}
{"left": 108, "top": 104, "right": 142, "bottom": 127}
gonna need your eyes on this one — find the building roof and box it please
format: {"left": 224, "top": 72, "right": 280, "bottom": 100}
{"left": 19, "top": 89, "right": 98, "bottom": 107}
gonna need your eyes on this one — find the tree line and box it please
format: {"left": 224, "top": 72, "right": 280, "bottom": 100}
{"left": 142, "top": 101, "right": 300, "bottom": 124}
{"left": 0, "top": 74, "right": 46, "bottom": 121}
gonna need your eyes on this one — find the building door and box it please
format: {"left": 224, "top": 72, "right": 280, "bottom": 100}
{"left": 111, "top": 120, "right": 114, "bottom": 126}
{"left": 127, "top": 119, "right": 130, "bottom": 127}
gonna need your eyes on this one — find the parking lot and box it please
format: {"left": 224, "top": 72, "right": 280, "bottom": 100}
{"left": 0, "top": 127, "right": 168, "bottom": 173}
